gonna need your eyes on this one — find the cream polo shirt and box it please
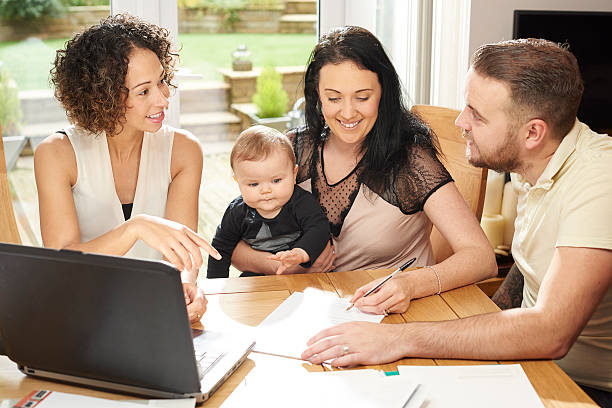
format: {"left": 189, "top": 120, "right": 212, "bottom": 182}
{"left": 511, "top": 120, "right": 612, "bottom": 391}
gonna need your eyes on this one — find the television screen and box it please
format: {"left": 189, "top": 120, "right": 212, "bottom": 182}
{"left": 513, "top": 10, "right": 612, "bottom": 135}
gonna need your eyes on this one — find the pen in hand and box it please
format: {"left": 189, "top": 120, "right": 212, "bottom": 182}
{"left": 345, "top": 257, "right": 417, "bottom": 311}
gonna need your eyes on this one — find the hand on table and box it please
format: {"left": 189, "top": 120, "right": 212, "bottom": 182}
{"left": 183, "top": 282, "right": 207, "bottom": 323}
{"left": 301, "top": 321, "right": 408, "bottom": 367}
{"left": 132, "top": 214, "right": 221, "bottom": 272}
{"left": 351, "top": 273, "right": 414, "bottom": 315}
{"left": 268, "top": 248, "right": 309, "bottom": 274}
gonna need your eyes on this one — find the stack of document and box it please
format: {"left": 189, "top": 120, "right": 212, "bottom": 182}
{"left": 220, "top": 369, "right": 421, "bottom": 408}
{"left": 398, "top": 364, "right": 544, "bottom": 407}
{"left": 254, "top": 288, "right": 384, "bottom": 359}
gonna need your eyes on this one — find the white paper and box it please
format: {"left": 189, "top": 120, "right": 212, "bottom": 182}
{"left": 128, "top": 398, "right": 196, "bottom": 407}
{"left": 398, "top": 364, "right": 544, "bottom": 408}
{"left": 220, "top": 369, "right": 419, "bottom": 408}
{"left": 15, "top": 391, "right": 142, "bottom": 408}
{"left": 10, "top": 391, "right": 196, "bottom": 408}
{"left": 254, "top": 288, "right": 384, "bottom": 359}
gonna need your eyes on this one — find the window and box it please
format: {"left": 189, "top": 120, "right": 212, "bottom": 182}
{"left": 1, "top": 1, "right": 111, "bottom": 246}
{"left": 320, "top": 0, "right": 470, "bottom": 109}
{"left": 110, "top": 0, "right": 318, "bottom": 276}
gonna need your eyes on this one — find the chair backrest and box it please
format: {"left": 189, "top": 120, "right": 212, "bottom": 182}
{"left": 410, "top": 104, "right": 487, "bottom": 263}
{"left": 0, "top": 123, "right": 22, "bottom": 244}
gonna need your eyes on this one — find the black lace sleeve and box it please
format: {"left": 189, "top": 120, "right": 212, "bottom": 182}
{"left": 287, "top": 126, "right": 316, "bottom": 184}
{"left": 374, "top": 143, "right": 453, "bottom": 215}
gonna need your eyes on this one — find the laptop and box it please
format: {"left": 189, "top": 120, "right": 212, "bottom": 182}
{"left": 0, "top": 242, "right": 255, "bottom": 404}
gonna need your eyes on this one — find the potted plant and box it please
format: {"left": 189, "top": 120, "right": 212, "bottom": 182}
{"left": 0, "top": 62, "right": 26, "bottom": 171}
{"left": 249, "top": 65, "right": 289, "bottom": 132}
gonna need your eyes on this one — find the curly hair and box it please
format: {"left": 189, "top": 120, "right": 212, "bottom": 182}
{"left": 303, "top": 26, "right": 440, "bottom": 193}
{"left": 50, "top": 13, "right": 178, "bottom": 136}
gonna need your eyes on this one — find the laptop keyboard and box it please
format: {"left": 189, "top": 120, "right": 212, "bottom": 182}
{"left": 195, "top": 350, "right": 224, "bottom": 380}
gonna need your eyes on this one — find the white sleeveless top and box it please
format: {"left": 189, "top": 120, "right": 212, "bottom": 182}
{"left": 66, "top": 125, "right": 174, "bottom": 261}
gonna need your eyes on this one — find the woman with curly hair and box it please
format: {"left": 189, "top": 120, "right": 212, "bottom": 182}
{"left": 34, "top": 13, "right": 220, "bottom": 322}
{"left": 232, "top": 26, "right": 496, "bottom": 314}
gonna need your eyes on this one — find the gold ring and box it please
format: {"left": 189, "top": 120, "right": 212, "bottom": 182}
{"left": 342, "top": 345, "right": 349, "bottom": 355}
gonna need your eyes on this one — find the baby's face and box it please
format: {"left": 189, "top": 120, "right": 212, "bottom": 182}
{"left": 233, "top": 149, "right": 297, "bottom": 219}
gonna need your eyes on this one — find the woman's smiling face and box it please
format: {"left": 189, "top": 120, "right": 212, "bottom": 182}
{"left": 318, "top": 60, "right": 382, "bottom": 146}
{"left": 121, "top": 47, "right": 170, "bottom": 136}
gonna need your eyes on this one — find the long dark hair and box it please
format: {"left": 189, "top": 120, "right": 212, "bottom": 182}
{"left": 303, "top": 26, "right": 438, "bottom": 192}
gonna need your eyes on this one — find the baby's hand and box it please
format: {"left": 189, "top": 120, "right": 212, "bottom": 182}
{"left": 267, "top": 248, "right": 309, "bottom": 274}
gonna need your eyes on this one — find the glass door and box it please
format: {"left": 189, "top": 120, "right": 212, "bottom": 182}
{"left": 1, "top": 0, "right": 111, "bottom": 245}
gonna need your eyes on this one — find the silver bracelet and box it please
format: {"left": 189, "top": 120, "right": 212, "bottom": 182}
{"left": 427, "top": 266, "right": 442, "bottom": 295}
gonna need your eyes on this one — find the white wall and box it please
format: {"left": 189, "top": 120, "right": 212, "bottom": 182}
{"left": 469, "top": 0, "right": 612, "bottom": 57}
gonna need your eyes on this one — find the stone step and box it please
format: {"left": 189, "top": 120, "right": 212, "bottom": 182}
{"left": 19, "top": 90, "right": 68, "bottom": 126}
{"left": 19, "top": 81, "right": 231, "bottom": 125}
{"left": 284, "top": 0, "right": 317, "bottom": 15}
{"left": 178, "top": 81, "right": 231, "bottom": 114}
{"left": 279, "top": 14, "right": 317, "bottom": 34}
{"left": 180, "top": 111, "right": 241, "bottom": 142}
{"left": 22, "top": 121, "right": 70, "bottom": 151}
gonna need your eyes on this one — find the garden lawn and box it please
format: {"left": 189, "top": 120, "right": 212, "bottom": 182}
{"left": 0, "top": 32, "right": 316, "bottom": 90}
{"left": 178, "top": 32, "right": 316, "bottom": 81}
{"left": 0, "top": 37, "right": 67, "bottom": 90}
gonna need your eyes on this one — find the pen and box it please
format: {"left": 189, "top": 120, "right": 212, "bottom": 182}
{"left": 345, "top": 257, "right": 417, "bottom": 311}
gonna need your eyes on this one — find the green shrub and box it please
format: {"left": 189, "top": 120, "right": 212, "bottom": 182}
{"left": 0, "top": 0, "right": 66, "bottom": 22}
{"left": 65, "top": 0, "right": 108, "bottom": 5}
{"left": 246, "top": 0, "right": 281, "bottom": 8}
{"left": 178, "top": 0, "right": 245, "bottom": 10}
{"left": 177, "top": 0, "right": 245, "bottom": 31}
{"left": 252, "top": 65, "right": 288, "bottom": 118}
{"left": 177, "top": 0, "right": 209, "bottom": 8}
{"left": 0, "top": 64, "right": 22, "bottom": 135}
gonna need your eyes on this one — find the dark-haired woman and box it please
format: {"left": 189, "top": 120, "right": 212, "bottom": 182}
{"left": 34, "top": 14, "right": 220, "bottom": 322}
{"left": 232, "top": 26, "right": 496, "bottom": 315}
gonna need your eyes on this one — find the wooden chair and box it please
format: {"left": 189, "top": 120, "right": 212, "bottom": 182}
{"left": 0, "top": 122, "right": 22, "bottom": 244}
{"left": 410, "top": 104, "right": 487, "bottom": 263}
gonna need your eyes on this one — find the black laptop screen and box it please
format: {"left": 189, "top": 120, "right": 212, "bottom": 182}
{"left": 0, "top": 244, "right": 201, "bottom": 395}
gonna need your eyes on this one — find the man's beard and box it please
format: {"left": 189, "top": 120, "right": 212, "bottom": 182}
{"left": 463, "top": 130, "right": 521, "bottom": 173}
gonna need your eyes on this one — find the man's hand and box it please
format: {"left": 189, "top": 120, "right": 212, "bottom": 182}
{"left": 301, "top": 322, "right": 408, "bottom": 367}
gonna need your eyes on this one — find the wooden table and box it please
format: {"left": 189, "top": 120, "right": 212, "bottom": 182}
{"left": 0, "top": 270, "right": 596, "bottom": 407}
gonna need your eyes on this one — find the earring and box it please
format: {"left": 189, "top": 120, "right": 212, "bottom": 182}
{"left": 320, "top": 121, "right": 330, "bottom": 140}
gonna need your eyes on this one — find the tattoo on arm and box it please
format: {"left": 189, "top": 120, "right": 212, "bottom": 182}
{"left": 492, "top": 264, "right": 524, "bottom": 310}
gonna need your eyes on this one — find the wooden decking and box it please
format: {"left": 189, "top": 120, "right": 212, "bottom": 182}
{"left": 9, "top": 148, "right": 241, "bottom": 278}
{"left": 198, "top": 151, "right": 239, "bottom": 243}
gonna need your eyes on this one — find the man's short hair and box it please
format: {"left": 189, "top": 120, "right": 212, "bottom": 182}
{"left": 230, "top": 125, "right": 296, "bottom": 170}
{"left": 472, "top": 38, "right": 584, "bottom": 139}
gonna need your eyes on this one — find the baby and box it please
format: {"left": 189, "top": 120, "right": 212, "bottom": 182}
{"left": 207, "top": 125, "right": 330, "bottom": 278}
